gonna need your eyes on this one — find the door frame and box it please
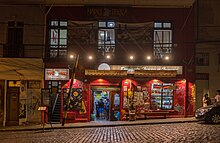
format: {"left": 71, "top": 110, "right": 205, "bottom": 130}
{"left": 90, "top": 86, "right": 120, "bottom": 121}
{"left": 6, "top": 85, "right": 20, "bottom": 126}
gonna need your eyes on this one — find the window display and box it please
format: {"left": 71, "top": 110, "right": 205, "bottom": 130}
{"left": 151, "top": 83, "right": 173, "bottom": 110}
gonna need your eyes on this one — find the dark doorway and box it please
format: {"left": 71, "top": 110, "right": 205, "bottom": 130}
{"left": 6, "top": 87, "right": 20, "bottom": 126}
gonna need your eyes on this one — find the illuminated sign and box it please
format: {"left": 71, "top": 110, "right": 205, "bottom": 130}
{"left": 110, "top": 65, "right": 182, "bottom": 74}
{"left": 45, "top": 69, "right": 69, "bottom": 80}
{"left": 85, "top": 70, "right": 177, "bottom": 77}
{"left": 85, "top": 70, "right": 127, "bottom": 76}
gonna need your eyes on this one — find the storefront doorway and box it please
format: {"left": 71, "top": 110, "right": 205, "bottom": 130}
{"left": 6, "top": 86, "right": 20, "bottom": 126}
{"left": 91, "top": 86, "right": 120, "bottom": 121}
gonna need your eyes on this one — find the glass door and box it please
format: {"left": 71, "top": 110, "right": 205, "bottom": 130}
{"left": 161, "top": 83, "right": 173, "bottom": 110}
{"left": 151, "top": 83, "right": 162, "bottom": 110}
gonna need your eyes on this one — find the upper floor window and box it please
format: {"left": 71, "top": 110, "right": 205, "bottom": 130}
{"left": 49, "top": 20, "right": 67, "bottom": 58}
{"left": 4, "top": 21, "right": 24, "bottom": 58}
{"left": 153, "top": 22, "right": 172, "bottom": 59}
{"left": 196, "top": 53, "right": 209, "bottom": 66}
{"left": 98, "top": 20, "right": 115, "bottom": 56}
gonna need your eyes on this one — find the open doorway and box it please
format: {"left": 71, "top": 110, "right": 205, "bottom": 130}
{"left": 91, "top": 86, "right": 120, "bottom": 121}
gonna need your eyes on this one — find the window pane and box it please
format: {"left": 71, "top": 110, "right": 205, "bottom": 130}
{"left": 154, "top": 23, "right": 162, "bottom": 28}
{"left": 51, "top": 21, "right": 58, "bottom": 26}
{"left": 99, "top": 22, "right": 106, "bottom": 27}
{"left": 59, "top": 39, "right": 67, "bottom": 45}
{"left": 50, "top": 29, "right": 58, "bottom": 45}
{"left": 60, "top": 21, "right": 67, "bottom": 26}
{"left": 107, "top": 21, "right": 115, "bottom": 28}
{"left": 106, "top": 29, "right": 115, "bottom": 44}
{"left": 59, "top": 29, "right": 67, "bottom": 38}
{"left": 196, "top": 53, "right": 209, "bottom": 66}
{"left": 50, "top": 49, "right": 58, "bottom": 57}
{"left": 154, "top": 30, "right": 162, "bottom": 44}
{"left": 59, "top": 50, "right": 67, "bottom": 57}
{"left": 163, "top": 23, "right": 171, "bottom": 28}
{"left": 99, "top": 30, "right": 105, "bottom": 44}
{"left": 163, "top": 31, "right": 171, "bottom": 43}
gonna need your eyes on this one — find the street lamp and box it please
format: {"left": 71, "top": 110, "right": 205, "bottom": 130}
{"left": 62, "top": 54, "right": 79, "bottom": 126}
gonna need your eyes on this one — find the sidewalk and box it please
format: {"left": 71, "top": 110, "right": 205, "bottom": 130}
{"left": 0, "top": 117, "right": 197, "bottom": 132}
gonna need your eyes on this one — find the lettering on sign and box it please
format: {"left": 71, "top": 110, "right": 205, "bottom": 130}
{"left": 86, "top": 7, "right": 128, "bottom": 18}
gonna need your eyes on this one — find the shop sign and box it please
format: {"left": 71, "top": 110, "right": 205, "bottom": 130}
{"left": 110, "top": 65, "right": 182, "bottom": 74}
{"left": 85, "top": 70, "right": 127, "bottom": 76}
{"left": 85, "top": 7, "right": 129, "bottom": 19}
{"left": 45, "top": 69, "right": 69, "bottom": 80}
{"left": 85, "top": 70, "right": 177, "bottom": 77}
{"left": 134, "top": 70, "right": 177, "bottom": 77}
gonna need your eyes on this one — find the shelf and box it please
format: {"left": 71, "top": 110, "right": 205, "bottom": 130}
{"left": 151, "top": 95, "right": 162, "bottom": 96}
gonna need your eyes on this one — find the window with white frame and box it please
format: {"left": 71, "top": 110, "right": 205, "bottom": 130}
{"left": 49, "top": 20, "right": 67, "bottom": 58}
{"left": 153, "top": 22, "right": 172, "bottom": 59}
{"left": 98, "top": 20, "right": 115, "bottom": 56}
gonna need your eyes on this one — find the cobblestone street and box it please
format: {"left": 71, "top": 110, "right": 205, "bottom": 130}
{"left": 0, "top": 122, "right": 219, "bottom": 143}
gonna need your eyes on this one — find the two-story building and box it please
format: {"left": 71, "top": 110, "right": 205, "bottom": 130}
{"left": 44, "top": 2, "right": 195, "bottom": 123}
{"left": 0, "top": 0, "right": 197, "bottom": 126}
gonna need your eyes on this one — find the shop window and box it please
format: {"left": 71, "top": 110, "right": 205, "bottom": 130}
{"left": 153, "top": 22, "right": 172, "bottom": 59}
{"left": 196, "top": 53, "right": 209, "bottom": 66}
{"left": 48, "top": 81, "right": 61, "bottom": 94}
{"left": 98, "top": 20, "right": 115, "bottom": 56}
{"left": 49, "top": 20, "right": 67, "bottom": 58}
{"left": 151, "top": 83, "right": 174, "bottom": 110}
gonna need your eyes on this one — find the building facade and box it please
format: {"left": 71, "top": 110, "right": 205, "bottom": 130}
{"left": 195, "top": 0, "right": 220, "bottom": 109}
{"left": 0, "top": 5, "right": 45, "bottom": 126}
{"left": 0, "top": 0, "right": 199, "bottom": 126}
{"left": 44, "top": 5, "right": 195, "bottom": 123}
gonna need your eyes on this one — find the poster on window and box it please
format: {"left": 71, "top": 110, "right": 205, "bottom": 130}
{"left": 19, "top": 99, "right": 27, "bottom": 119}
{"left": 41, "top": 89, "right": 50, "bottom": 106}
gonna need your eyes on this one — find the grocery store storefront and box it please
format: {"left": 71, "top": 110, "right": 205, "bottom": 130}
{"left": 84, "top": 65, "right": 195, "bottom": 122}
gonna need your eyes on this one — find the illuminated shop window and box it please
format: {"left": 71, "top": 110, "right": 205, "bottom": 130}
{"left": 98, "top": 20, "right": 115, "bottom": 56}
{"left": 153, "top": 22, "right": 172, "bottom": 59}
{"left": 49, "top": 20, "right": 67, "bottom": 58}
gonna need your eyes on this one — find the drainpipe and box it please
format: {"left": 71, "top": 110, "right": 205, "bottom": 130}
{"left": 3, "top": 80, "right": 7, "bottom": 127}
{"left": 39, "top": 4, "right": 53, "bottom": 59}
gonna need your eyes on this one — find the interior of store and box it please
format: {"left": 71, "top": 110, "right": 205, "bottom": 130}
{"left": 91, "top": 86, "right": 120, "bottom": 121}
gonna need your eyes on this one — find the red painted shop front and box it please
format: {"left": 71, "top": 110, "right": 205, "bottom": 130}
{"left": 60, "top": 79, "right": 90, "bottom": 123}
{"left": 60, "top": 70, "right": 195, "bottom": 123}
{"left": 85, "top": 70, "right": 195, "bottom": 122}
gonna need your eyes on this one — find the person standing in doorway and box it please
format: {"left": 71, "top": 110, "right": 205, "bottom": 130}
{"left": 105, "top": 98, "right": 110, "bottom": 120}
{"left": 203, "top": 93, "right": 211, "bottom": 107}
{"left": 98, "top": 99, "right": 104, "bottom": 119}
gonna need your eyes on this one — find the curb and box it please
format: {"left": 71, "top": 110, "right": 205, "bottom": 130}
{"left": 0, "top": 120, "right": 198, "bottom": 132}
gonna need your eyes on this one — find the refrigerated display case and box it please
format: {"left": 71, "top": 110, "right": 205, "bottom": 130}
{"left": 162, "top": 83, "right": 173, "bottom": 110}
{"left": 151, "top": 83, "right": 162, "bottom": 110}
{"left": 151, "top": 83, "right": 173, "bottom": 110}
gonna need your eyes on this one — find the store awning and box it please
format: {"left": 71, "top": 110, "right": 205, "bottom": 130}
{"left": 62, "top": 79, "right": 83, "bottom": 89}
{"left": 85, "top": 70, "right": 177, "bottom": 77}
{"left": 0, "top": 58, "right": 43, "bottom": 80}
